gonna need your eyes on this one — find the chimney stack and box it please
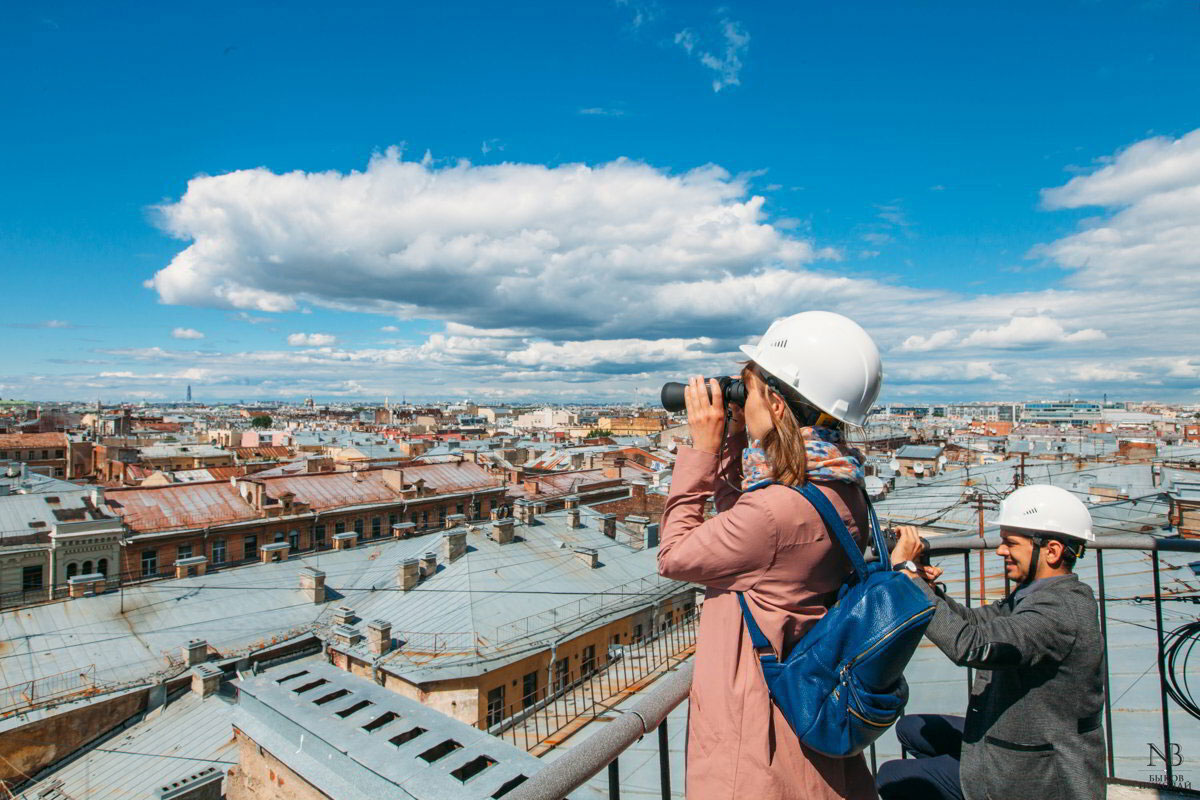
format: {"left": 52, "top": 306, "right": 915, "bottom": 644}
{"left": 445, "top": 513, "right": 467, "bottom": 529}
{"left": 332, "top": 605, "right": 355, "bottom": 626}
{"left": 491, "top": 518, "right": 515, "bottom": 544}
{"left": 190, "top": 663, "right": 222, "bottom": 699}
{"left": 399, "top": 558, "right": 419, "bottom": 590}
{"left": 564, "top": 495, "right": 579, "bottom": 510}
{"left": 626, "top": 515, "right": 649, "bottom": 542}
{"left": 598, "top": 513, "right": 617, "bottom": 538}
{"left": 183, "top": 639, "right": 207, "bottom": 667}
{"left": 392, "top": 521, "right": 416, "bottom": 539}
{"left": 515, "top": 499, "right": 532, "bottom": 524}
{"left": 367, "top": 619, "right": 393, "bottom": 656}
{"left": 573, "top": 546, "right": 599, "bottom": 568}
{"left": 442, "top": 530, "right": 467, "bottom": 562}
{"left": 299, "top": 567, "right": 326, "bottom": 604}
{"left": 420, "top": 551, "right": 437, "bottom": 577}
{"left": 644, "top": 522, "right": 660, "bottom": 549}
{"left": 567, "top": 508, "right": 581, "bottom": 529}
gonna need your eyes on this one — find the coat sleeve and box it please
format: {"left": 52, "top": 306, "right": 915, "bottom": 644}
{"left": 712, "top": 429, "right": 748, "bottom": 513}
{"left": 658, "top": 445, "right": 776, "bottom": 591}
{"left": 918, "top": 580, "right": 1077, "bottom": 670}
{"left": 931, "top": 583, "right": 1008, "bottom": 624}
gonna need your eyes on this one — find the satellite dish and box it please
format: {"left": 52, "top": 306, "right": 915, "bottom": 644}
{"left": 914, "top": 463, "right": 924, "bottom": 474}
{"left": 938, "top": 455, "right": 947, "bottom": 465}
{"left": 889, "top": 459, "right": 900, "bottom": 472}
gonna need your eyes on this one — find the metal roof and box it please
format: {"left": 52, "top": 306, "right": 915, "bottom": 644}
{"left": 234, "top": 661, "right": 559, "bottom": 800}
{"left": 14, "top": 680, "right": 240, "bottom": 800}
{"left": 895, "top": 444, "right": 944, "bottom": 460}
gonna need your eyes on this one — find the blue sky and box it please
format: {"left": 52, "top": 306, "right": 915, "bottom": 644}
{"left": 2, "top": 0, "right": 1199, "bottom": 404}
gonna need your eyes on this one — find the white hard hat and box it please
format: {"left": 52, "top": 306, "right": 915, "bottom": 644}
{"left": 993, "top": 484, "right": 1095, "bottom": 542}
{"left": 739, "top": 311, "right": 883, "bottom": 426}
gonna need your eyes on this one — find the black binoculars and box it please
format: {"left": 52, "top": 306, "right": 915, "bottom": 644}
{"left": 660, "top": 377, "right": 748, "bottom": 412}
{"left": 881, "top": 527, "right": 931, "bottom": 564}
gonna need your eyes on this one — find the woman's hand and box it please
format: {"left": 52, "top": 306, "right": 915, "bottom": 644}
{"left": 685, "top": 375, "right": 726, "bottom": 455}
{"left": 890, "top": 526, "right": 942, "bottom": 585}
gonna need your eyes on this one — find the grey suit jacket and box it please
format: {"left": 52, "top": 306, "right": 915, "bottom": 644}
{"left": 918, "top": 573, "right": 1106, "bottom": 800}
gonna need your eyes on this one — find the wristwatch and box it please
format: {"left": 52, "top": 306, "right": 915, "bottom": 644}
{"left": 893, "top": 560, "right": 920, "bottom": 575}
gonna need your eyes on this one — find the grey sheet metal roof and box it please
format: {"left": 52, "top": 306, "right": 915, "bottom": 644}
{"left": 0, "top": 509, "right": 672, "bottom": 705}
{"left": 895, "top": 444, "right": 944, "bottom": 460}
{"left": 14, "top": 679, "right": 239, "bottom": 800}
{"left": 234, "top": 661, "right": 561, "bottom": 800}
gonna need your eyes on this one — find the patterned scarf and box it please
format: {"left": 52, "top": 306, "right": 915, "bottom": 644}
{"left": 741, "top": 425, "right": 865, "bottom": 490}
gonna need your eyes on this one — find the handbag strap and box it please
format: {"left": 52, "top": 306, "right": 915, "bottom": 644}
{"left": 737, "top": 591, "right": 776, "bottom": 661}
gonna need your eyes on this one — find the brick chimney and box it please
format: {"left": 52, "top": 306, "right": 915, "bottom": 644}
{"left": 332, "top": 605, "right": 355, "bottom": 626}
{"left": 442, "top": 530, "right": 467, "bottom": 562}
{"left": 399, "top": 558, "right": 419, "bottom": 590}
{"left": 392, "top": 521, "right": 416, "bottom": 539}
{"left": 523, "top": 478, "right": 540, "bottom": 495}
{"left": 367, "top": 619, "right": 393, "bottom": 656}
{"left": 183, "top": 639, "right": 207, "bottom": 667}
{"left": 626, "top": 515, "right": 649, "bottom": 542}
{"left": 598, "top": 512, "right": 617, "bottom": 538}
{"left": 190, "top": 663, "right": 222, "bottom": 699}
{"left": 563, "top": 495, "right": 579, "bottom": 510}
{"left": 491, "top": 518, "right": 515, "bottom": 544}
{"left": 515, "top": 499, "right": 532, "bottom": 524}
{"left": 298, "top": 567, "right": 326, "bottom": 604}
{"left": 420, "top": 551, "right": 437, "bottom": 577}
{"left": 573, "top": 546, "right": 599, "bottom": 568}
{"left": 567, "top": 507, "right": 581, "bottom": 529}
{"left": 631, "top": 480, "right": 647, "bottom": 501}
{"left": 604, "top": 457, "right": 626, "bottom": 479}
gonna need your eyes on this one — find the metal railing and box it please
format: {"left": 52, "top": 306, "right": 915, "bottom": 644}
{"left": 506, "top": 531, "right": 1200, "bottom": 799}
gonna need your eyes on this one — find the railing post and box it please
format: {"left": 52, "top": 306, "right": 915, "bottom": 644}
{"left": 1151, "top": 553, "right": 1174, "bottom": 788}
{"left": 1095, "top": 549, "right": 1115, "bottom": 779}
{"left": 658, "top": 719, "right": 671, "bottom": 800}
{"left": 963, "top": 551, "right": 973, "bottom": 690}
{"left": 608, "top": 758, "right": 621, "bottom": 800}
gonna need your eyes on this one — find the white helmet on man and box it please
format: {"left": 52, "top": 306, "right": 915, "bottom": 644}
{"left": 739, "top": 311, "right": 883, "bottom": 426}
{"left": 992, "top": 484, "right": 1095, "bottom": 542}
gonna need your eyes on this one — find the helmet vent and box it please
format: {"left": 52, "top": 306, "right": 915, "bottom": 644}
{"left": 773, "top": 339, "right": 788, "bottom": 348}
{"left": 1022, "top": 506, "right": 1039, "bottom": 516}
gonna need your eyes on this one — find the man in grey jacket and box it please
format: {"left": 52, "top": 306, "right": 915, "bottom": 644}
{"left": 876, "top": 484, "right": 1106, "bottom": 800}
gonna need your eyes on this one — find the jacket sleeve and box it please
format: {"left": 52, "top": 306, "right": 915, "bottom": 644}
{"left": 658, "top": 445, "right": 776, "bottom": 591}
{"left": 918, "top": 580, "right": 1076, "bottom": 669}
{"left": 712, "top": 429, "right": 748, "bottom": 513}
{"left": 931, "top": 583, "right": 1008, "bottom": 624}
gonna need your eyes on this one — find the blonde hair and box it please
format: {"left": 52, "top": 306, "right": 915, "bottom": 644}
{"left": 741, "top": 362, "right": 850, "bottom": 487}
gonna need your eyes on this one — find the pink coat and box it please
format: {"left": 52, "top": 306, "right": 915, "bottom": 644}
{"left": 659, "top": 437, "right": 878, "bottom": 800}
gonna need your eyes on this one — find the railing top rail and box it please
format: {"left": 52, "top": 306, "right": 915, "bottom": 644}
{"left": 506, "top": 661, "right": 694, "bottom": 800}
{"left": 924, "top": 531, "right": 1200, "bottom": 554}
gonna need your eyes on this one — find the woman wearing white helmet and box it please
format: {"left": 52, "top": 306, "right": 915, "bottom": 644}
{"left": 658, "top": 311, "right": 883, "bottom": 800}
{"left": 878, "top": 485, "right": 1105, "bottom": 800}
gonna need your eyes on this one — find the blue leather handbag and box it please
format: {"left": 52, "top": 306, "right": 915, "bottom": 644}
{"left": 737, "top": 481, "right": 934, "bottom": 757}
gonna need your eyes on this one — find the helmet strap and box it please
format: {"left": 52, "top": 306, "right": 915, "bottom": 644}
{"left": 1022, "top": 539, "right": 1041, "bottom": 587}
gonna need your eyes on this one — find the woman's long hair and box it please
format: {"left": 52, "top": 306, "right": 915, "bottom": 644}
{"left": 741, "top": 362, "right": 847, "bottom": 487}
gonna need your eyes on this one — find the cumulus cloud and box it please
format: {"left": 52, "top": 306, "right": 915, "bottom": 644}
{"left": 149, "top": 150, "right": 826, "bottom": 341}
{"left": 897, "top": 329, "right": 959, "bottom": 353}
{"left": 171, "top": 327, "right": 205, "bottom": 339}
{"left": 959, "top": 316, "right": 1105, "bottom": 350}
{"left": 287, "top": 333, "right": 337, "bottom": 346}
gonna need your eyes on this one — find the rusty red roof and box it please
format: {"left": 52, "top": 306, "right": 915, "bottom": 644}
{"left": 105, "top": 461, "right": 503, "bottom": 533}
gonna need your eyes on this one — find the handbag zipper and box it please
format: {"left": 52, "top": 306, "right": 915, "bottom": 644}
{"left": 839, "top": 605, "right": 935, "bottom": 680}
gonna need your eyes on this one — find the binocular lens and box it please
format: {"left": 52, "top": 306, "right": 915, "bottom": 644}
{"left": 660, "top": 378, "right": 747, "bottom": 412}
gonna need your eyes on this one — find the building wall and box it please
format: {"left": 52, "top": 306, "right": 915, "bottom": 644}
{"left": 0, "top": 687, "right": 148, "bottom": 792}
{"left": 226, "top": 728, "right": 333, "bottom": 800}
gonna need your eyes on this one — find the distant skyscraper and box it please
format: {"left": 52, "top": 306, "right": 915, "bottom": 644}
{"left": 186, "top": 385, "right": 192, "bottom": 402}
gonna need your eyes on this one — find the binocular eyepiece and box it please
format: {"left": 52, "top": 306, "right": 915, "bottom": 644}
{"left": 660, "top": 377, "right": 748, "bottom": 412}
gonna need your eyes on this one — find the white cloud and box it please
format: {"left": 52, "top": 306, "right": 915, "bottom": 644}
{"left": 675, "top": 18, "right": 749, "bottom": 92}
{"left": 960, "top": 316, "right": 1105, "bottom": 350}
{"left": 43, "top": 319, "right": 71, "bottom": 328}
{"left": 505, "top": 337, "right": 714, "bottom": 369}
{"left": 897, "top": 329, "right": 959, "bottom": 353}
{"left": 287, "top": 333, "right": 338, "bottom": 346}
{"left": 578, "top": 107, "right": 627, "bottom": 117}
{"left": 171, "top": 327, "right": 205, "bottom": 339}
{"left": 149, "top": 150, "right": 825, "bottom": 341}
{"left": 1067, "top": 364, "right": 1142, "bottom": 383}
{"left": 380, "top": 325, "right": 399, "bottom": 332}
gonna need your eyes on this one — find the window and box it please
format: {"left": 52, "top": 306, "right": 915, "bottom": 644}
{"left": 354, "top": 519, "right": 364, "bottom": 536}
{"left": 41, "top": 450, "right": 49, "bottom": 459}
{"left": 633, "top": 624, "right": 643, "bottom": 642}
{"left": 553, "top": 657, "right": 569, "bottom": 692}
{"left": 388, "top": 513, "right": 398, "bottom": 530}
{"left": 582, "top": 644, "right": 596, "bottom": 677}
{"left": 486, "top": 685, "right": 505, "bottom": 727}
{"left": 243, "top": 535, "right": 258, "bottom": 560}
{"left": 522, "top": 671, "right": 538, "bottom": 709}
{"left": 438, "top": 506, "right": 446, "bottom": 526}
{"left": 420, "top": 510, "right": 429, "bottom": 527}
{"left": 274, "top": 531, "right": 286, "bottom": 543}
{"left": 0, "top": 451, "right": 7, "bottom": 459}
{"left": 455, "top": 503, "right": 464, "bottom": 516}
{"left": 97, "top": 558, "right": 108, "bottom": 576}
{"left": 54, "top": 468, "right": 64, "bottom": 477}
{"left": 55, "top": 449, "right": 64, "bottom": 458}
{"left": 371, "top": 517, "right": 381, "bottom": 538}
{"left": 141, "top": 549, "right": 158, "bottom": 577}
{"left": 212, "top": 539, "right": 226, "bottom": 565}
{"left": 82, "top": 560, "right": 93, "bottom": 575}
{"left": 67, "top": 562, "right": 79, "bottom": 578}
{"left": 289, "top": 529, "right": 300, "bottom": 550}
{"left": 314, "top": 524, "right": 326, "bottom": 546}
{"left": 177, "top": 543, "right": 192, "bottom": 561}
{"left": 23, "top": 565, "right": 44, "bottom": 591}
{"left": 335, "top": 521, "right": 345, "bottom": 535}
